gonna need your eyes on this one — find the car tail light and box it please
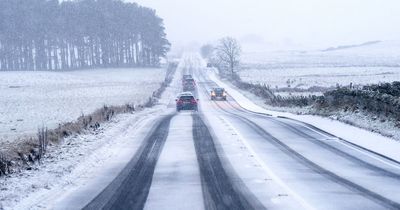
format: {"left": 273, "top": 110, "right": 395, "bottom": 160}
{"left": 177, "top": 99, "right": 183, "bottom": 104}
{"left": 191, "top": 99, "right": 197, "bottom": 104}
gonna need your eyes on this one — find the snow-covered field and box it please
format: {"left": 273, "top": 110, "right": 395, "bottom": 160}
{"left": 0, "top": 68, "right": 166, "bottom": 145}
{"left": 239, "top": 66, "right": 400, "bottom": 89}
{"left": 239, "top": 40, "right": 400, "bottom": 96}
{"left": 242, "top": 41, "right": 400, "bottom": 68}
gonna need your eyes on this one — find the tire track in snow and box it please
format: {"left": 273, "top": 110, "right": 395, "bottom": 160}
{"left": 83, "top": 114, "right": 174, "bottom": 210}
{"left": 143, "top": 113, "right": 205, "bottom": 210}
{"left": 192, "top": 113, "right": 265, "bottom": 210}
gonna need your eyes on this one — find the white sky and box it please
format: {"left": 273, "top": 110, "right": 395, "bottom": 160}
{"left": 132, "top": 0, "right": 400, "bottom": 51}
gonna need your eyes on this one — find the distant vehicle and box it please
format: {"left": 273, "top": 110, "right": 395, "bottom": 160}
{"left": 206, "top": 63, "right": 213, "bottom": 68}
{"left": 182, "top": 74, "right": 193, "bottom": 82}
{"left": 183, "top": 78, "right": 196, "bottom": 91}
{"left": 176, "top": 92, "right": 198, "bottom": 111}
{"left": 210, "top": 87, "right": 227, "bottom": 100}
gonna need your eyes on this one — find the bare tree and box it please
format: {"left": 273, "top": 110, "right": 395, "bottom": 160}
{"left": 215, "top": 37, "right": 241, "bottom": 78}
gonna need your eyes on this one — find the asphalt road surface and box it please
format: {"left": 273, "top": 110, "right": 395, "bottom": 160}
{"left": 81, "top": 57, "right": 400, "bottom": 210}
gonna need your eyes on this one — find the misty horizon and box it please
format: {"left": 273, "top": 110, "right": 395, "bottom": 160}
{"left": 132, "top": 0, "right": 400, "bottom": 52}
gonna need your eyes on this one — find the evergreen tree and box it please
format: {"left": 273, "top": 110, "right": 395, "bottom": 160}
{"left": 0, "top": 0, "right": 170, "bottom": 70}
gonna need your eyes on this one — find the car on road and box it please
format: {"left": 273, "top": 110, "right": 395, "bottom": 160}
{"left": 210, "top": 87, "right": 227, "bottom": 100}
{"left": 182, "top": 78, "right": 196, "bottom": 91}
{"left": 176, "top": 92, "right": 198, "bottom": 111}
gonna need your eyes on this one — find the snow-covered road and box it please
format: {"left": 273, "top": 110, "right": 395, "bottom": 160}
{"left": 144, "top": 113, "right": 204, "bottom": 210}
{"left": 7, "top": 54, "right": 400, "bottom": 210}
{"left": 196, "top": 71, "right": 400, "bottom": 209}
{"left": 85, "top": 55, "right": 400, "bottom": 209}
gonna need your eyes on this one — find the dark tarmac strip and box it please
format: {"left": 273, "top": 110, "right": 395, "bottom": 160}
{"left": 192, "top": 113, "right": 266, "bottom": 210}
{"left": 83, "top": 114, "right": 174, "bottom": 210}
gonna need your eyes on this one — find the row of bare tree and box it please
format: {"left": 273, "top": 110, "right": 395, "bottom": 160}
{"left": 0, "top": 0, "right": 170, "bottom": 71}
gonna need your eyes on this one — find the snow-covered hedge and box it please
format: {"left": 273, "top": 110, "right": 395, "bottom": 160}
{"left": 232, "top": 73, "right": 400, "bottom": 123}
{"left": 317, "top": 82, "right": 400, "bottom": 121}
{"left": 231, "top": 76, "right": 317, "bottom": 107}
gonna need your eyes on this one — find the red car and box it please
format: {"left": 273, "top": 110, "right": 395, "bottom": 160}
{"left": 182, "top": 78, "right": 196, "bottom": 91}
{"left": 176, "top": 92, "right": 198, "bottom": 111}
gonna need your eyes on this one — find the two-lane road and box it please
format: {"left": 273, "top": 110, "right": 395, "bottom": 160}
{"left": 63, "top": 56, "right": 400, "bottom": 210}
{"left": 196, "top": 67, "right": 400, "bottom": 210}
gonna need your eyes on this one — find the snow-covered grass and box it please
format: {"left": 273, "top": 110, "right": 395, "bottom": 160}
{"left": 0, "top": 68, "right": 166, "bottom": 146}
{"left": 232, "top": 41, "right": 400, "bottom": 142}
{"left": 242, "top": 41, "right": 400, "bottom": 68}
{"left": 239, "top": 66, "right": 400, "bottom": 90}
{"left": 0, "top": 108, "right": 166, "bottom": 210}
{"left": 239, "top": 40, "right": 400, "bottom": 97}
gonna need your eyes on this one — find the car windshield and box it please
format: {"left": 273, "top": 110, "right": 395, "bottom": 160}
{"left": 214, "top": 88, "right": 224, "bottom": 93}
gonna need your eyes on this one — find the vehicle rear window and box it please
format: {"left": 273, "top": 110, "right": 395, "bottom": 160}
{"left": 180, "top": 96, "right": 194, "bottom": 100}
{"left": 214, "top": 88, "right": 224, "bottom": 93}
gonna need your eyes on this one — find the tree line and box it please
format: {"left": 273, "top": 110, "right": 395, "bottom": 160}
{"left": 0, "top": 0, "right": 170, "bottom": 71}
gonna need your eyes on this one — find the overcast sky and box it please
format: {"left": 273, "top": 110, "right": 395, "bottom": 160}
{"left": 132, "top": 0, "right": 400, "bottom": 52}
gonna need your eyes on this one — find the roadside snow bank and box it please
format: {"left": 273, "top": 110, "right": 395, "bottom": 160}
{"left": 209, "top": 72, "right": 400, "bottom": 162}
{"left": 0, "top": 109, "right": 164, "bottom": 210}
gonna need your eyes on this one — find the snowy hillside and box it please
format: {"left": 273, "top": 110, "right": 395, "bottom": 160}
{"left": 0, "top": 68, "right": 166, "bottom": 145}
{"left": 239, "top": 66, "right": 400, "bottom": 90}
{"left": 242, "top": 40, "right": 400, "bottom": 68}
{"left": 321, "top": 40, "right": 400, "bottom": 57}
